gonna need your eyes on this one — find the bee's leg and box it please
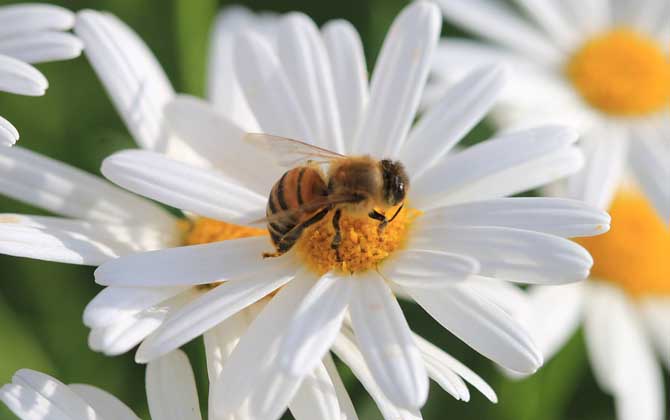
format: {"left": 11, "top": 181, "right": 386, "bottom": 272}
{"left": 331, "top": 208, "right": 343, "bottom": 262}
{"left": 269, "top": 207, "right": 331, "bottom": 258}
{"left": 368, "top": 209, "right": 388, "bottom": 231}
{"left": 387, "top": 203, "right": 404, "bottom": 223}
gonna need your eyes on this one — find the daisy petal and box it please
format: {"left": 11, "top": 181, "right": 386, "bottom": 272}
{"left": 0, "top": 4, "right": 74, "bottom": 38}
{"left": 0, "top": 115, "right": 18, "bottom": 146}
{"left": 101, "top": 150, "right": 266, "bottom": 224}
{"left": 510, "top": 0, "right": 579, "bottom": 49}
{"left": 629, "top": 127, "right": 670, "bottom": 221}
{"left": 277, "top": 13, "right": 343, "bottom": 152}
{"left": 640, "top": 298, "right": 670, "bottom": 369}
{"left": 0, "top": 31, "right": 83, "bottom": 63}
{"left": 69, "top": 384, "right": 140, "bottom": 420}
{"left": 567, "top": 125, "right": 628, "bottom": 210}
{"left": 0, "top": 146, "right": 174, "bottom": 226}
{"left": 203, "top": 311, "right": 248, "bottom": 382}
{"left": 403, "top": 65, "right": 504, "bottom": 177}
{"left": 234, "top": 31, "right": 313, "bottom": 141}
{"left": 422, "top": 197, "right": 611, "bottom": 238}
{"left": 135, "top": 262, "right": 295, "bottom": 363}
{"left": 163, "top": 95, "right": 282, "bottom": 195}
{"left": 0, "top": 54, "right": 47, "bottom": 95}
{"left": 382, "top": 249, "right": 479, "bottom": 289}
{"left": 333, "top": 331, "right": 422, "bottom": 420}
{"left": 289, "top": 362, "right": 342, "bottom": 420}
{"left": 349, "top": 272, "right": 428, "bottom": 410}
{"left": 146, "top": 350, "right": 202, "bottom": 420}
{"left": 323, "top": 353, "right": 359, "bottom": 420}
{"left": 75, "top": 10, "right": 174, "bottom": 151}
{"left": 414, "top": 333, "right": 498, "bottom": 403}
{"left": 353, "top": 1, "right": 441, "bottom": 157}
{"left": 211, "top": 272, "right": 313, "bottom": 420}
{"left": 583, "top": 283, "right": 665, "bottom": 420}
{"left": 435, "top": 0, "right": 560, "bottom": 63}
{"left": 411, "top": 126, "right": 582, "bottom": 209}
{"left": 84, "top": 285, "right": 188, "bottom": 328}
{"left": 2, "top": 369, "right": 102, "bottom": 420}
{"left": 408, "top": 284, "right": 542, "bottom": 374}
{"left": 322, "top": 19, "right": 368, "bottom": 148}
{"left": 279, "top": 272, "right": 352, "bottom": 376}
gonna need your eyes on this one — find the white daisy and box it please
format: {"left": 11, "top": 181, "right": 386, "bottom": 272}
{"left": 0, "top": 7, "right": 500, "bottom": 419}
{"left": 507, "top": 187, "right": 669, "bottom": 420}
{"left": 431, "top": 0, "right": 670, "bottom": 221}
{"left": 0, "top": 350, "right": 223, "bottom": 420}
{"left": 91, "top": 2, "right": 609, "bottom": 417}
{"left": 0, "top": 3, "right": 83, "bottom": 146}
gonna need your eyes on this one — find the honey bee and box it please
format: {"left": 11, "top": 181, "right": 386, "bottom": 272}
{"left": 246, "top": 133, "right": 409, "bottom": 259}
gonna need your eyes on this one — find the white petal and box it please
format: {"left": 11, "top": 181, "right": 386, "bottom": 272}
{"left": 435, "top": 0, "right": 561, "bottom": 63}
{"left": 69, "top": 384, "right": 139, "bottom": 420}
{"left": 101, "top": 149, "right": 266, "bottom": 224}
{"left": 640, "top": 298, "right": 670, "bottom": 369}
{"left": 211, "top": 271, "right": 314, "bottom": 420}
{"left": 0, "top": 4, "right": 74, "bottom": 38}
{"left": 0, "top": 54, "right": 46, "bottom": 95}
{"left": 408, "top": 284, "right": 542, "bottom": 374}
{"left": 414, "top": 333, "right": 497, "bottom": 403}
{"left": 0, "top": 146, "right": 175, "bottom": 226}
{"left": 277, "top": 13, "right": 344, "bottom": 153}
{"left": 0, "top": 32, "right": 82, "bottom": 63}
{"left": 289, "top": 362, "right": 342, "bottom": 420}
{"left": 464, "top": 276, "right": 529, "bottom": 320}
{"left": 322, "top": 353, "right": 359, "bottom": 420}
{"left": 567, "top": 125, "right": 628, "bottom": 210}
{"left": 332, "top": 331, "right": 422, "bottom": 420}
{"left": 75, "top": 10, "right": 175, "bottom": 152}
{"left": 146, "top": 350, "right": 202, "bottom": 420}
{"left": 0, "top": 115, "right": 18, "bottom": 146}
{"left": 411, "top": 225, "right": 593, "bottom": 284}
{"left": 629, "top": 126, "right": 670, "bottom": 221}
{"left": 422, "top": 197, "right": 611, "bottom": 238}
{"left": 411, "top": 126, "right": 582, "bottom": 209}
{"left": 353, "top": 1, "right": 440, "bottom": 158}
{"left": 95, "top": 236, "right": 273, "bottom": 286}
{"left": 203, "top": 311, "right": 249, "bottom": 382}
{"left": 382, "top": 249, "right": 479, "bottom": 289}
{"left": 163, "top": 95, "right": 282, "bottom": 195}
{"left": 510, "top": 0, "right": 580, "bottom": 50}
{"left": 234, "top": 31, "right": 313, "bottom": 141}
{"left": 135, "top": 262, "right": 296, "bottom": 363}
{"left": 583, "top": 283, "right": 665, "bottom": 420}
{"left": 322, "top": 19, "right": 368, "bottom": 148}
{"left": 403, "top": 65, "right": 504, "bottom": 177}
{"left": 206, "top": 6, "right": 261, "bottom": 131}
{"left": 1, "top": 369, "right": 102, "bottom": 420}
{"left": 349, "top": 272, "right": 428, "bottom": 410}
{"left": 279, "top": 272, "right": 352, "bottom": 375}
{"left": 84, "top": 285, "right": 188, "bottom": 328}
{"left": 561, "top": 0, "right": 610, "bottom": 36}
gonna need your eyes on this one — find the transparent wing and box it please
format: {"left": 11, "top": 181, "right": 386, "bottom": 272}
{"left": 245, "top": 133, "right": 346, "bottom": 167}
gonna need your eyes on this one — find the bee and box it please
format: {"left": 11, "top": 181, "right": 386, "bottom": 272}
{"left": 246, "top": 133, "right": 409, "bottom": 259}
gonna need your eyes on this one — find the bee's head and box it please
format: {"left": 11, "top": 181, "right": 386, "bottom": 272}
{"left": 380, "top": 159, "right": 409, "bottom": 206}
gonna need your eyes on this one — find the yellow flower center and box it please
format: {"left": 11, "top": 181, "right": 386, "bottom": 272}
{"left": 180, "top": 217, "right": 268, "bottom": 290}
{"left": 565, "top": 28, "right": 670, "bottom": 116}
{"left": 295, "top": 206, "right": 420, "bottom": 275}
{"left": 575, "top": 189, "right": 670, "bottom": 298}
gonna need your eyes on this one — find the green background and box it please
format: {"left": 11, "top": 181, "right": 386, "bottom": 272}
{"left": 0, "top": 0, "right": 666, "bottom": 419}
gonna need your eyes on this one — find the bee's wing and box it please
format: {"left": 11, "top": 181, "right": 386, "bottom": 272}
{"left": 245, "top": 133, "right": 346, "bottom": 167}
{"left": 250, "top": 193, "right": 366, "bottom": 225}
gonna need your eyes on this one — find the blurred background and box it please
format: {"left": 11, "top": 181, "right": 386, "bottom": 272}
{"left": 0, "top": 0, "right": 666, "bottom": 419}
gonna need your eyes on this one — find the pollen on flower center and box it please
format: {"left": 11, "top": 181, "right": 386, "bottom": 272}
{"left": 295, "top": 206, "right": 420, "bottom": 275}
{"left": 565, "top": 28, "right": 670, "bottom": 116}
{"left": 575, "top": 189, "right": 670, "bottom": 298}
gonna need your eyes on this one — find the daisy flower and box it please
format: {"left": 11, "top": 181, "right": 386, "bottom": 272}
{"left": 92, "top": 2, "right": 609, "bottom": 417}
{"left": 431, "top": 0, "right": 670, "bottom": 220}
{"left": 0, "top": 7, "right": 500, "bottom": 419}
{"left": 0, "top": 3, "right": 83, "bottom": 146}
{"left": 0, "top": 350, "right": 227, "bottom": 420}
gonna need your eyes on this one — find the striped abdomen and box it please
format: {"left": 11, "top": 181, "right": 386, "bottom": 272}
{"left": 267, "top": 166, "right": 328, "bottom": 253}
